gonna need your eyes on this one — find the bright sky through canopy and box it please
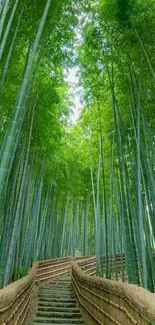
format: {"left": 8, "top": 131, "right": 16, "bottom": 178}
{"left": 65, "top": 67, "right": 83, "bottom": 124}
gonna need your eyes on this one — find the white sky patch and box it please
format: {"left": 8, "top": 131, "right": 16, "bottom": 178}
{"left": 64, "top": 12, "right": 89, "bottom": 125}
{"left": 65, "top": 67, "right": 83, "bottom": 124}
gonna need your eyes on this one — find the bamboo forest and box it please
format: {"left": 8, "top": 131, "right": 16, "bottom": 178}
{"left": 0, "top": 0, "right": 155, "bottom": 300}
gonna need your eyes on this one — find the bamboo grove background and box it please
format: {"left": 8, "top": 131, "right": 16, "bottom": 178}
{"left": 0, "top": 0, "right": 155, "bottom": 292}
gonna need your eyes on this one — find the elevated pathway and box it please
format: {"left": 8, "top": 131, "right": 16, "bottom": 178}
{"left": 33, "top": 276, "right": 85, "bottom": 325}
{"left": 0, "top": 256, "right": 155, "bottom": 325}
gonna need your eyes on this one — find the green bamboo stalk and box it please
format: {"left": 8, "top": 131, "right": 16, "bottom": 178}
{"left": 60, "top": 194, "right": 70, "bottom": 257}
{"left": 115, "top": 177, "right": 125, "bottom": 282}
{"left": 36, "top": 183, "right": 51, "bottom": 260}
{"left": 137, "top": 70, "right": 148, "bottom": 289}
{"left": 3, "top": 102, "right": 35, "bottom": 287}
{"left": 124, "top": 162, "right": 140, "bottom": 285}
{"left": 77, "top": 200, "right": 83, "bottom": 250}
{"left": 0, "top": 0, "right": 52, "bottom": 205}
{"left": 46, "top": 193, "right": 57, "bottom": 258}
{"left": 108, "top": 136, "right": 114, "bottom": 279}
{"left": 90, "top": 148, "right": 102, "bottom": 276}
{"left": 98, "top": 106, "right": 108, "bottom": 278}
{"left": 134, "top": 27, "right": 155, "bottom": 81}
{"left": 0, "top": 0, "right": 10, "bottom": 39}
{"left": 0, "top": 148, "right": 23, "bottom": 288}
{"left": 107, "top": 64, "right": 139, "bottom": 284}
{"left": 83, "top": 196, "right": 89, "bottom": 256}
{"left": 14, "top": 168, "right": 30, "bottom": 280}
{"left": 70, "top": 198, "right": 77, "bottom": 257}
{"left": 23, "top": 172, "right": 43, "bottom": 266}
{"left": 0, "top": 0, "right": 5, "bottom": 17}
{"left": 0, "top": 0, "right": 19, "bottom": 60}
{"left": 19, "top": 168, "right": 34, "bottom": 268}
{"left": 113, "top": 214, "right": 118, "bottom": 281}
{"left": 1, "top": 8, "right": 23, "bottom": 86}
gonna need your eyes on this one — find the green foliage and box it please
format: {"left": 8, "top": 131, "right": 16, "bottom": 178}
{"left": 19, "top": 266, "right": 29, "bottom": 278}
{"left": 0, "top": 0, "right": 155, "bottom": 292}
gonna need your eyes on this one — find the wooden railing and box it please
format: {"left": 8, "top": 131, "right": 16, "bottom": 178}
{"left": 0, "top": 256, "right": 73, "bottom": 325}
{"left": 36, "top": 256, "right": 72, "bottom": 284}
{"left": 72, "top": 262, "right": 155, "bottom": 325}
{"left": 0, "top": 262, "right": 38, "bottom": 325}
{"left": 1, "top": 255, "right": 155, "bottom": 325}
{"left": 78, "top": 254, "right": 126, "bottom": 277}
{"left": 78, "top": 256, "right": 97, "bottom": 276}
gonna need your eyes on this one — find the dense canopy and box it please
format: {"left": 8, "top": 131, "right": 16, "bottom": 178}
{"left": 0, "top": 0, "right": 155, "bottom": 292}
